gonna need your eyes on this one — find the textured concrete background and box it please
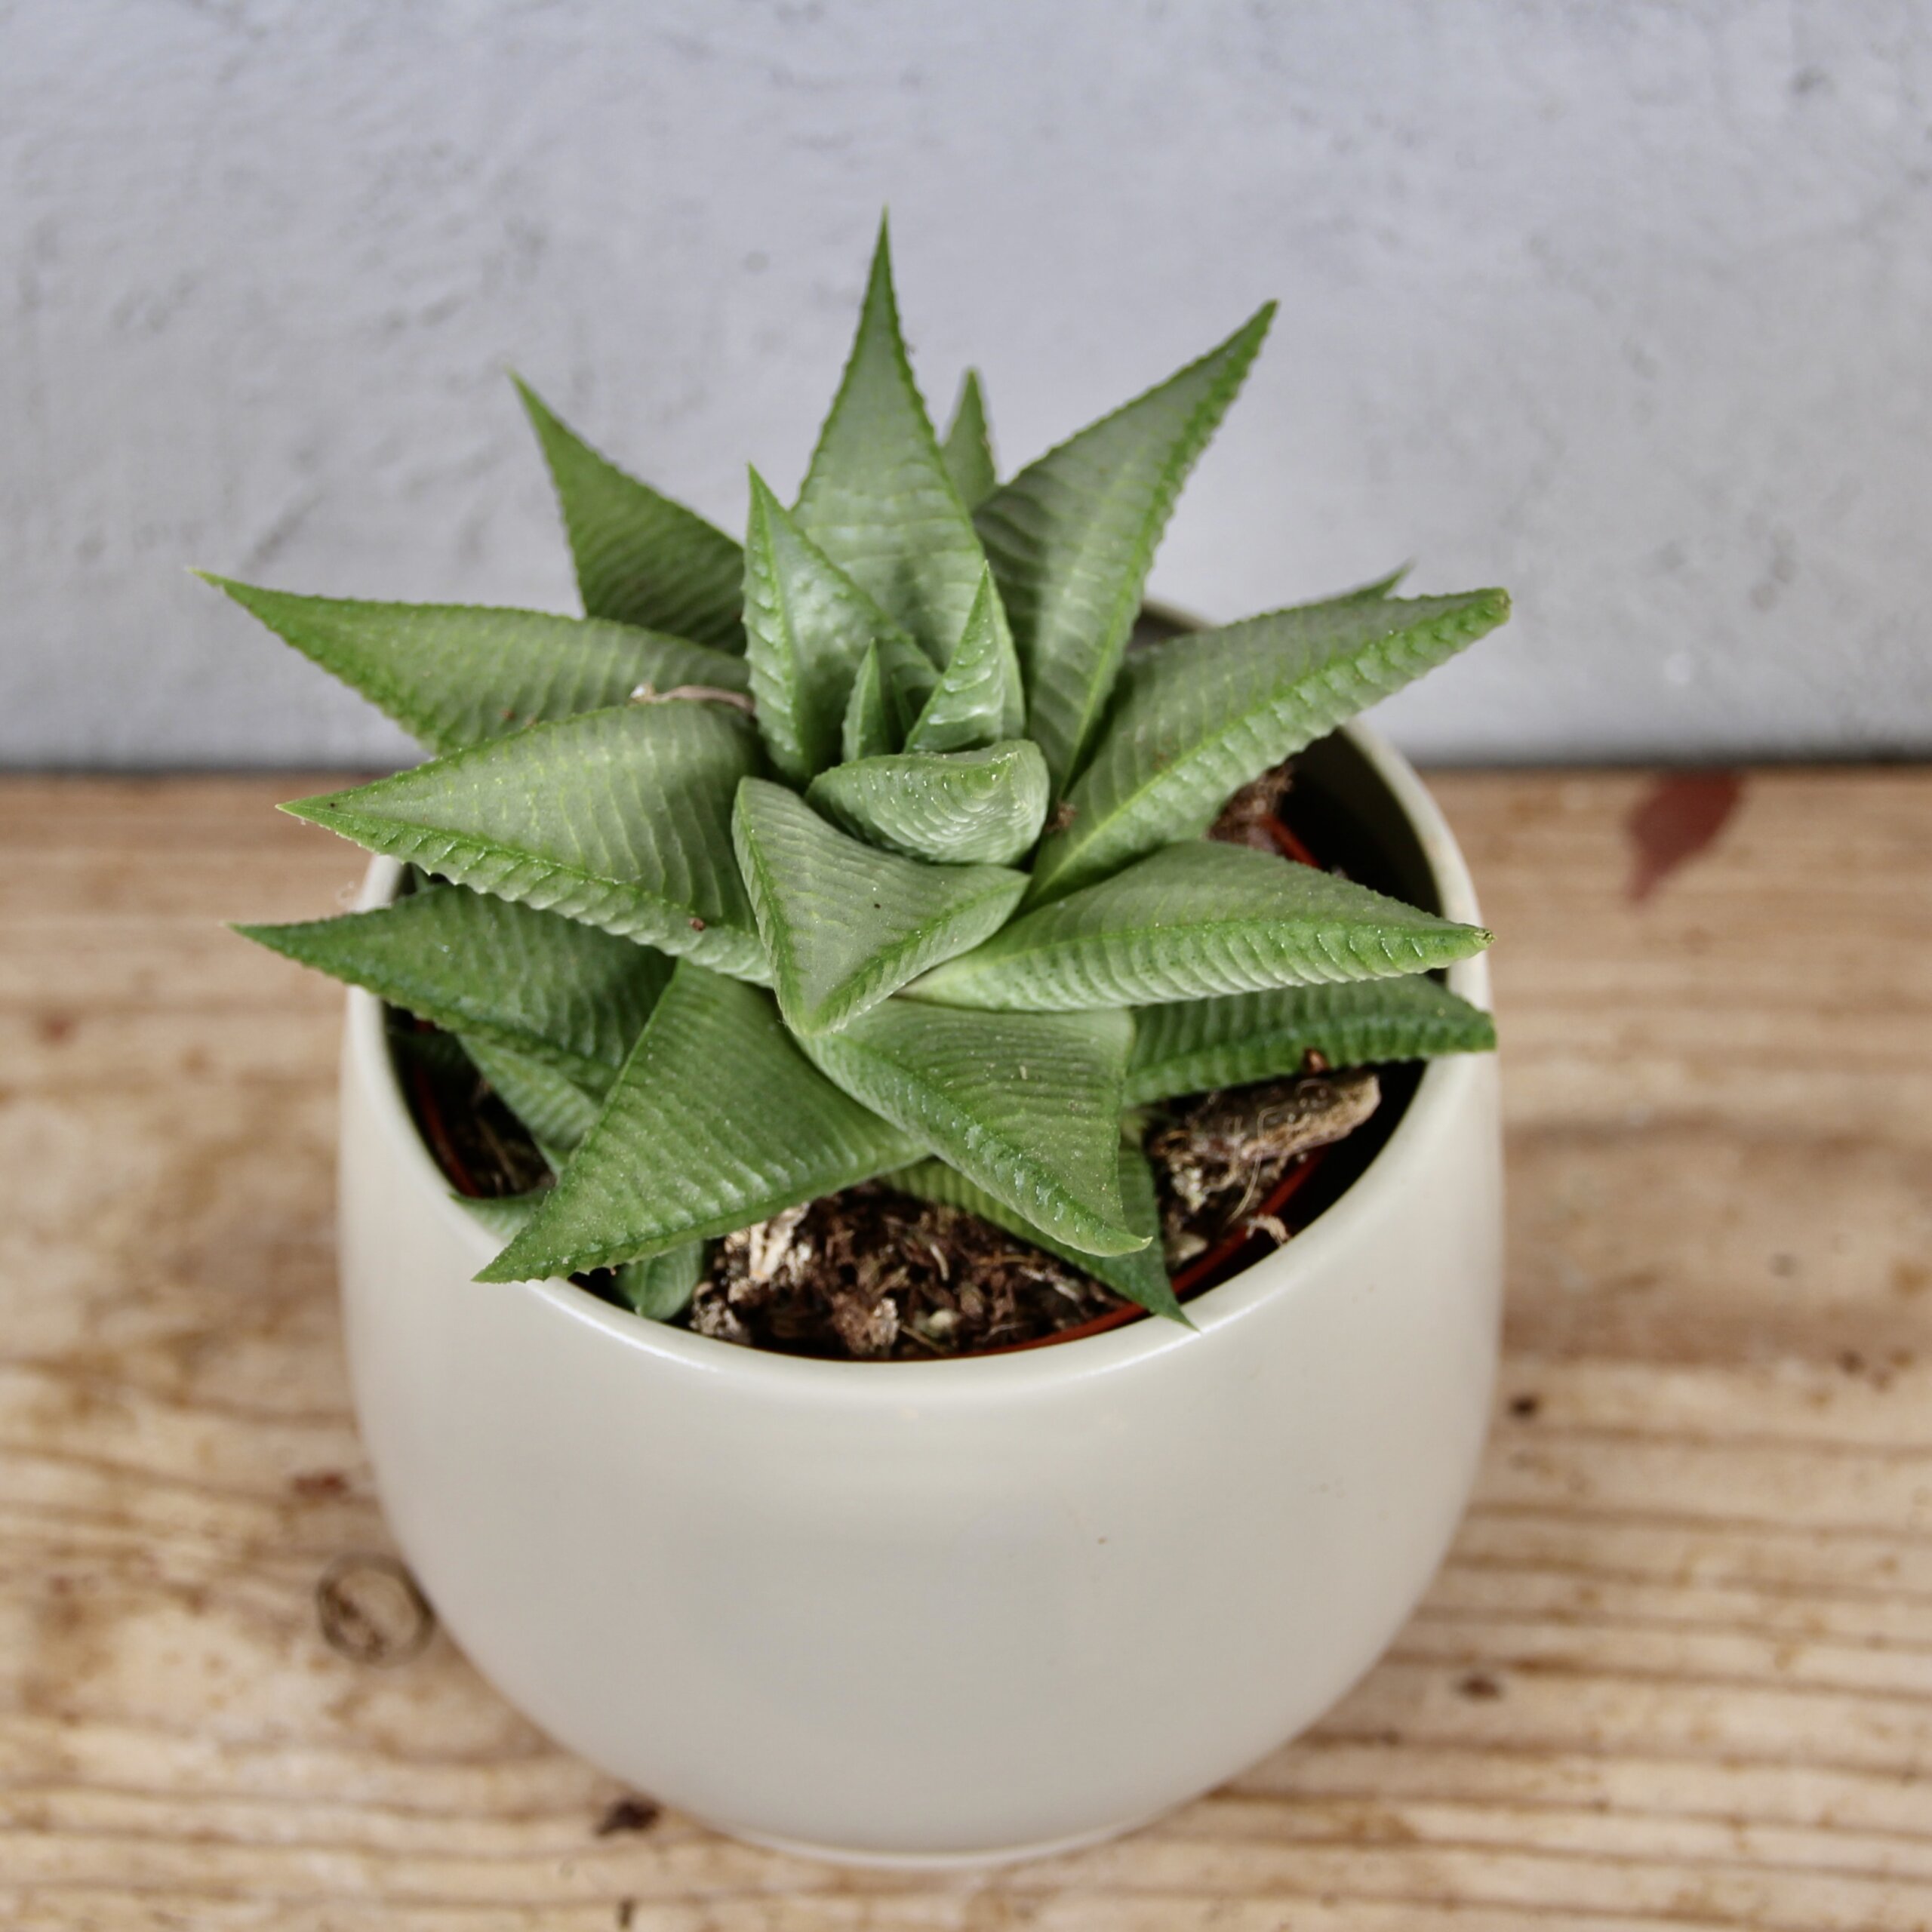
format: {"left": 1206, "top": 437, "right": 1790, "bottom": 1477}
{"left": 3, "top": 0, "right": 1928, "bottom": 768}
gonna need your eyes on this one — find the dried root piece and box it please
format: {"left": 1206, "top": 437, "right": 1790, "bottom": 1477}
{"left": 1150, "top": 1070, "right": 1381, "bottom": 1258}
{"left": 1208, "top": 762, "right": 1295, "bottom": 850}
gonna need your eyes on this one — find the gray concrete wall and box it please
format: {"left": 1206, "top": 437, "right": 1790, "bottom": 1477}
{"left": 4, "top": 0, "right": 1928, "bottom": 768}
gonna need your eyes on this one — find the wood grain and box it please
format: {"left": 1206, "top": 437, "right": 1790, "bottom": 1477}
{"left": 0, "top": 768, "right": 1927, "bottom": 1927}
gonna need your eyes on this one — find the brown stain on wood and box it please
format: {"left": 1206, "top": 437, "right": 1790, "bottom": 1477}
{"left": 1625, "top": 769, "right": 1745, "bottom": 900}
{"left": 290, "top": 1468, "right": 350, "bottom": 1500}
{"left": 594, "top": 1795, "right": 661, "bottom": 1837}
{"left": 2, "top": 770, "right": 1930, "bottom": 1925}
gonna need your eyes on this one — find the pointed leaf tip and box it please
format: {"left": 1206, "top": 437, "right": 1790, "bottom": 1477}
{"left": 940, "top": 369, "right": 998, "bottom": 510}
{"left": 276, "top": 705, "right": 768, "bottom": 979}
{"left": 977, "top": 306, "right": 1276, "bottom": 792}
{"left": 1029, "top": 586, "right": 1513, "bottom": 900}
{"left": 795, "top": 226, "right": 989, "bottom": 659}
{"left": 208, "top": 579, "right": 749, "bottom": 756}
{"left": 476, "top": 962, "right": 918, "bottom": 1281}
{"left": 904, "top": 566, "right": 1022, "bottom": 754}
{"left": 516, "top": 377, "right": 745, "bottom": 648}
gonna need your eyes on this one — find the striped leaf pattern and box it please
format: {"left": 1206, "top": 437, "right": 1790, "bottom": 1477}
{"left": 794, "top": 223, "right": 989, "bottom": 661}
{"left": 806, "top": 742, "right": 1050, "bottom": 866}
{"left": 732, "top": 779, "right": 1024, "bottom": 1035}
{"left": 478, "top": 964, "right": 920, "bottom": 1279}
{"left": 205, "top": 581, "right": 749, "bottom": 758}
{"left": 974, "top": 306, "right": 1273, "bottom": 792}
{"left": 284, "top": 705, "right": 768, "bottom": 979}
{"left": 1029, "top": 588, "right": 1511, "bottom": 901}
{"left": 1126, "top": 977, "right": 1497, "bottom": 1105}
{"left": 804, "top": 1000, "right": 1143, "bottom": 1257}
{"left": 913, "top": 841, "right": 1490, "bottom": 1011}
{"left": 238, "top": 883, "right": 670, "bottom": 1088}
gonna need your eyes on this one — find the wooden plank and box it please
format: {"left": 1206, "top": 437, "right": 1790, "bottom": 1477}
{"left": 0, "top": 768, "right": 1927, "bottom": 1928}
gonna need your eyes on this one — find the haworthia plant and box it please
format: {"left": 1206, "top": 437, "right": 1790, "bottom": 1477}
{"left": 223, "top": 219, "right": 1507, "bottom": 1329}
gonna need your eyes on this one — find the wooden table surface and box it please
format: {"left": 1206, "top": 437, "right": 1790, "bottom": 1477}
{"left": 2, "top": 768, "right": 1928, "bottom": 1929}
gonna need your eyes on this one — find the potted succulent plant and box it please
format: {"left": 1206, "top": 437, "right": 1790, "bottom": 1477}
{"left": 218, "top": 223, "right": 1509, "bottom": 1864}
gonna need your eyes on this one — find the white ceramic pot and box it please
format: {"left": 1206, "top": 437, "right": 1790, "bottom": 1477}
{"left": 337, "top": 721, "right": 1501, "bottom": 1867}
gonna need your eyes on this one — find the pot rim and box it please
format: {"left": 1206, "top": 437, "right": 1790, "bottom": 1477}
{"left": 346, "top": 717, "right": 1490, "bottom": 1400}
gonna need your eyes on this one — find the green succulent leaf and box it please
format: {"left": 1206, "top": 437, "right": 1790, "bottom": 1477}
{"left": 283, "top": 704, "right": 768, "bottom": 979}
{"left": 515, "top": 377, "right": 744, "bottom": 649}
{"left": 1029, "top": 589, "right": 1511, "bottom": 900}
{"left": 839, "top": 632, "right": 940, "bottom": 762}
{"left": 613, "top": 1241, "right": 707, "bottom": 1320}
{"left": 201, "top": 581, "right": 749, "bottom": 758}
{"left": 839, "top": 642, "right": 897, "bottom": 763}
{"left": 892, "top": 1134, "right": 1183, "bottom": 1321}
{"left": 794, "top": 221, "right": 988, "bottom": 661}
{"left": 732, "top": 779, "right": 1026, "bottom": 1036}
{"left": 904, "top": 566, "right": 1024, "bottom": 752}
{"left": 478, "top": 963, "right": 920, "bottom": 1279}
{"left": 975, "top": 305, "right": 1274, "bottom": 792}
{"left": 912, "top": 841, "right": 1491, "bottom": 1011}
{"left": 454, "top": 1188, "right": 703, "bottom": 1319}
{"left": 1125, "top": 977, "right": 1497, "bottom": 1105}
{"left": 804, "top": 1000, "right": 1143, "bottom": 1257}
{"left": 237, "top": 883, "right": 670, "bottom": 1088}
{"left": 940, "top": 369, "right": 998, "bottom": 510}
{"left": 805, "top": 740, "right": 1050, "bottom": 866}
{"left": 460, "top": 1036, "right": 604, "bottom": 1161}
